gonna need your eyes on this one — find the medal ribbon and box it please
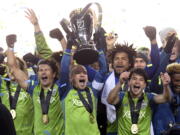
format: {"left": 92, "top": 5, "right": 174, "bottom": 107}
{"left": 40, "top": 84, "right": 54, "bottom": 115}
{"left": 6, "top": 82, "right": 21, "bottom": 110}
{"left": 128, "top": 92, "right": 144, "bottom": 124}
{"left": 77, "top": 87, "right": 93, "bottom": 114}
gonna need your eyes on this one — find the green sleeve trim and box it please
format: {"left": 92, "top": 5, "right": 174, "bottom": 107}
{"left": 158, "top": 76, "right": 161, "bottom": 85}
{"left": 147, "top": 64, "right": 153, "bottom": 67}
{"left": 35, "top": 33, "right": 53, "bottom": 59}
{"left": 98, "top": 51, "right": 103, "bottom": 55}
{"left": 147, "top": 80, "right": 151, "bottom": 83}
{"left": 64, "top": 52, "right": 72, "bottom": 56}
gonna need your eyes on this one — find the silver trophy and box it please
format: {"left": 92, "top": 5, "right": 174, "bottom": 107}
{"left": 60, "top": 2, "right": 102, "bottom": 65}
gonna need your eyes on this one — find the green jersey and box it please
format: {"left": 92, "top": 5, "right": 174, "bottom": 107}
{"left": 32, "top": 83, "right": 64, "bottom": 135}
{"left": 62, "top": 88, "right": 100, "bottom": 135}
{"left": 35, "top": 32, "right": 53, "bottom": 59}
{"left": 1, "top": 79, "right": 34, "bottom": 135}
{"left": 117, "top": 92, "right": 155, "bottom": 135}
{"left": 107, "top": 120, "right": 117, "bottom": 134}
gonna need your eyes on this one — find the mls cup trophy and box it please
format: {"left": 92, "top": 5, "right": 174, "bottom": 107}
{"left": 60, "top": 2, "right": 102, "bottom": 65}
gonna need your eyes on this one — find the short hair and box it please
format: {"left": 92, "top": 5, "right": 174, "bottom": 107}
{"left": 135, "top": 52, "right": 148, "bottom": 64}
{"left": 51, "top": 51, "right": 63, "bottom": 63}
{"left": 70, "top": 65, "right": 87, "bottom": 77}
{"left": 129, "top": 68, "right": 148, "bottom": 85}
{"left": 37, "top": 59, "right": 58, "bottom": 75}
{"left": 107, "top": 43, "right": 136, "bottom": 69}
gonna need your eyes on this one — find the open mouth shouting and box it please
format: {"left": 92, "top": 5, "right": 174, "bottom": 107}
{"left": 79, "top": 79, "right": 85, "bottom": 84}
{"left": 78, "top": 79, "right": 87, "bottom": 88}
{"left": 73, "top": 76, "right": 88, "bottom": 90}
{"left": 41, "top": 76, "right": 48, "bottom": 81}
{"left": 114, "top": 65, "right": 125, "bottom": 73}
{"left": 116, "top": 65, "right": 124, "bottom": 69}
{"left": 133, "top": 85, "right": 140, "bottom": 90}
{"left": 131, "top": 85, "right": 142, "bottom": 95}
{"left": 40, "top": 75, "right": 49, "bottom": 86}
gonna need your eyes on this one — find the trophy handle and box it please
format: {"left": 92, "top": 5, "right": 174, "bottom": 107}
{"left": 78, "top": 2, "right": 102, "bottom": 32}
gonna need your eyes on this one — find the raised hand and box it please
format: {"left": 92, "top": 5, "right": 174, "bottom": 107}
{"left": 164, "top": 33, "right": 177, "bottom": 53}
{"left": 6, "top": 34, "right": 17, "bottom": 48}
{"left": 143, "top": 26, "right": 156, "bottom": 41}
{"left": 160, "top": 72, "right": 171, "bottom": 86}
{"left": 105, "top": 32, "right": 118, "bottom": 50}
{"left": 93, "top": 27, "right": 107, "bottom": 51}
{"left": 25, "top": 8, "right": 38, "bottom": 25}
{"left": 119, "top": 71, "right": 130, "bottom": 84}
{"left": 23, "top": 53, "right": 40, "bottom": 65}
{"left": 66, "top": 32, "right": 77, "bottom": 49}
{"left": 49, "top": 28, "right": 64, "bottom": 41}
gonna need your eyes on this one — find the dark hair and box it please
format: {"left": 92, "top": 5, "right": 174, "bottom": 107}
{"left": 0, "top": 54, "right": 5, "bottom": 63}
{"left": 107, "top": 43, "right": 136, "bottom": 69}
{"left": 23, "top": 52, "right": 40, "bottom": 65}
{"left": 51, "top": 51, "right": 63, "bottom": 63}
{"left": 37, "top": 59, "right": 58, "bottom": 75}
{"left": 135, "top": 52, "right": 148, "bottom": 64}
{"left": 129, "top": 68, "right": 148, "bottom": 84}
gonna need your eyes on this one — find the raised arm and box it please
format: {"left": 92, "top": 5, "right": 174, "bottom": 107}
{"left": 59, "top": 33, "right": 74, "bottom": 85}
{"left": 107, "top": 71, "right": 129, "bottom": 105}
{"left": 143, "top": 26, "right": 160, "bottom": 78}
{"left": 91, "top": 50, "right": 107, "bottom": 92}
{"left": 107, "top": 82, "right": 121, "bottom": 105}
{"left": 149, "top": 34, "right": 177, "bottom": 93}
{"left": 49, "top": 28, "right": 67, "bottom": 51}
{"left": 25, "top": 8, "right": 41, "bottom": 33}
{"left": 59, "top": 50, "right": 71, "bottom": 84}
{"left": 105, "top": 32, "right": 118, "bottom": 51}
{"left": 6, "top": 34, "right": 28, "bottom": 90}
{"left": 143, "top": 26, "right": 157, "bottom": 45}
{"left": 25, "top": 8, "right": 52, "bottom": 59}
{"left": 153, "top": 72, "right": 171, "bottom": 103}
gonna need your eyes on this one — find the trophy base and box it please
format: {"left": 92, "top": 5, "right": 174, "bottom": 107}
{"left": 73, "top": 46, "right": 99, "bottom": 65}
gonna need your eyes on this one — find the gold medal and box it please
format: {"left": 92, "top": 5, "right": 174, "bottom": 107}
{"left": 10, "top": 109, "right": 16, "bottom": 119}
{"left": 89, "top": 113, "right": 95, "bottom": 124}
{"left": 42, "top": 114, "right": 49, "bottom": 124}
{"left": 131, "top": 124, "right": 138, "bottom": 134}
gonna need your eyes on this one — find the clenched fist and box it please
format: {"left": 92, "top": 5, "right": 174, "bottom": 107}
{"left": 143, "top": 26, "right": 156, "bottom": 41}
{"left": 49, "top": 28, "right": 64, "bottom": 41}
{"left": 6, "top": 34, "right": 17, "bottom": 48}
